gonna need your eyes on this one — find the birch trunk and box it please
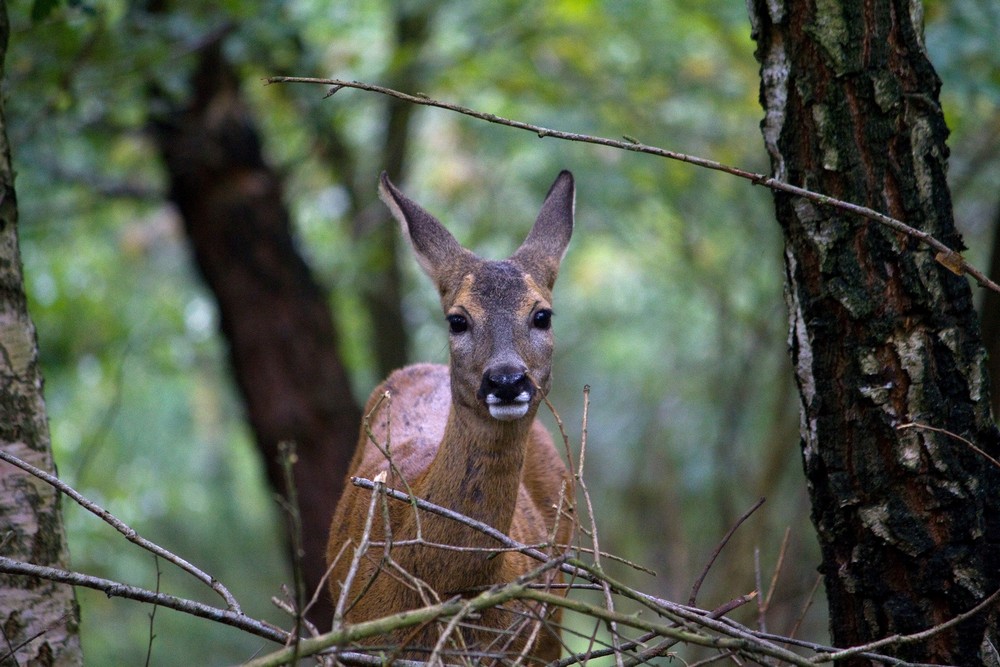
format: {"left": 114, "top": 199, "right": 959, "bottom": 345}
{"left": 0, "top": 0, "right": 83, "bottom": 662}
{"left": 749, "top": 0, "right": 1000, "bottom": 662}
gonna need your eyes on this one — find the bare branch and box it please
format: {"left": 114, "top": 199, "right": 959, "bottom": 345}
{"left": 265, "top": 76, "right": 1000, "bottom": 295}
{"left": 0, "top": 556, "right": 285, "bottom": 644}
{"left": 896, "top": 422, "right": 1000, "bottom": 470}
{"left": 0, "top": 447, "right": 241, "bottom": 612}
{"left": 688, "top": 496, "right": 766, "bottom": 606}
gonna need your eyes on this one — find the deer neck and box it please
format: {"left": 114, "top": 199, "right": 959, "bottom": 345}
{"left": 415, "top": 401, "right": 533, "bottom": 542}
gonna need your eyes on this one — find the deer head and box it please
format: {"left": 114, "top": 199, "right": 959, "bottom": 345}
{"left": 379, "top": 171, "right": 574, "bottom": 423}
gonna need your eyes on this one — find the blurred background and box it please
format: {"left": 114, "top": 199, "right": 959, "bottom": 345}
{"left": 6, "top": 0, "right": 999, "bottom": 663}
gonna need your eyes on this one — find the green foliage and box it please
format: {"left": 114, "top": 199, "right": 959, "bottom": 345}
{"left": 5, "top": 0, "right": 998, "bottom": 663}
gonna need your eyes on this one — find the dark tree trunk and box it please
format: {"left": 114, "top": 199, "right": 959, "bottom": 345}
{"left": 749, "top": 0, "right": 1000, "bottom": 662}
{"left": 0, "top": 1, "right": 83, "bottom": 661}
{"left": 151, "top": 43, "right": 360, "bottom": 630}
{"left": 981, "top": 204, "right": 1000, "bottom": 419}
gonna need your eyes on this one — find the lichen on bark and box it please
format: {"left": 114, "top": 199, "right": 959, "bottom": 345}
{"left": 750, "top": 0, "right": 1000, "bottom": 662}
{"left": 0, "top": 1, "right": 82, "bottom": 662}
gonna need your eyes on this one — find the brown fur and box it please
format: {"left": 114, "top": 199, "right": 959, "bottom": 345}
{"left": 327, "top": 172, "right": 576, "bottom": 662}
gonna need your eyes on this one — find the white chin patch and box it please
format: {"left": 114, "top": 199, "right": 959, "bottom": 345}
{"left": 485, "top": 393, "right": 532, "bottom": 421}
{"left": 488, "top": 402, "right": 531, "bottom": 421}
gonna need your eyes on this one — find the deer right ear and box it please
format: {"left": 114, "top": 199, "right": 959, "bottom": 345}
{"left": 511, "top": 170, "right": 575, "bottom": 290}
{"left": 378, "top": 172, "right": 470, "bottom": 285}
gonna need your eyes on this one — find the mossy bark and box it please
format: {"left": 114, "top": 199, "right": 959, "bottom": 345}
{"left": 749, "top": 0, "right": 1000, "bottom": 662}
{"left": 0, "top": 0, "right": 83, "bottom": 662}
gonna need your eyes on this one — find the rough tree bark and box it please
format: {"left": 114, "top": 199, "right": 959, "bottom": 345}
{"left": 982, "top": 204, "right": 1000, "bottom": 419}
{"left": 0, "top": 0, "right": 83, "bottom": 662}
{"left": 151, "top": 43, "right": 360, "bottom": 629}
{"left": 749, "top": 0, "right": 1000, "bottom": 663}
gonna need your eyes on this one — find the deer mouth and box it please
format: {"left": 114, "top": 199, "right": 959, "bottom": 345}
{"left": 484, "top": 392, "right": 532, "bottom": 421}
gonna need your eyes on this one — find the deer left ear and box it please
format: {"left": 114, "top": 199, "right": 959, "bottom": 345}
{"left": 511, "top": 170, "right": 575, "bottom": 290}
{"left": 379, "top": 172, "right": 473, "bottom": 289}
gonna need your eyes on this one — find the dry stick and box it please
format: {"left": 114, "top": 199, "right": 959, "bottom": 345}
{"left": 347, "top": 477, "right": 816, "bottom": 662}
{"left": 360, "top": 478, "right": 812, "bottom": 667}
{"left": 760, "top": 527, "right": 793, "bottom": 627}
{"left": 252, "top": 579, "right": 813, "bottom": 667}
{"left": 264, "top": 76, "right": 1000, "bottom": 297}
{"left": 0, "top": 556, "right": 284, "bottom": 644}
{"left": 812, "top": 586, "right": 1000, "bottom": 663}
{"left": 0, "top": 447, "right": 241, "bottom": 613}
{"left": 754, "top": 546, "right": 767, "bottom": 634}
{"left": 788, "top": 575, "right": 823, "bottom": 640}
{"left": 144, "top": 555, "right": 161, "bottom": 667}
{"left": 275, "top": 441, "right": 306, "bottom": 657}
{"left": 242, "top": 558, "right": 569, "bottom": 667}
{"left": 344, "top": 480, "right": 931, "bottom": 666}
{"left": 575, "top": 386, "right": 624, "bottom": 667}
{"left": 617, "top": 593, "right": 759, "bottom": 667}
{"left": 896, "top": 421, "right": 1000, "bottom": 470}
{"left": 688, "top": 496, "right": 766, "bottom": 606}
{"left": 332, "top": 474, "right": 384, "bottom": 631}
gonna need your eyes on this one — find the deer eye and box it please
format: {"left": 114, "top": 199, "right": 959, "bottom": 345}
{"left": 446, "top": 314, "right": 468, "bottom": 334}
{"left": 532, "top": 309, "right": 552, "bottom": 330}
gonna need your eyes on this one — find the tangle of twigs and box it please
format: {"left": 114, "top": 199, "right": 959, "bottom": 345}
{"left": 0, "top": 388, "right": 1000, "bottom": 667}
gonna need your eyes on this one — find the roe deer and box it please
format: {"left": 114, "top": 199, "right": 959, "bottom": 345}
{"left": 326, "top": 171, "right": 575, "bottom": 661}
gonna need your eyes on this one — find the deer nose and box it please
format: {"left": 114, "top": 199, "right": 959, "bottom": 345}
{"left": 479, "top": 367, "right": 534, "bottom": 404}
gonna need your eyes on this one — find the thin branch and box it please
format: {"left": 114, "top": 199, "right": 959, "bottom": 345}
{"left": 896, "top": 422, "right": 1000, "bottom": 470}
{"left": 265, "top": 76, "right": 1000, "bottom": 296}
{"left": 789, "top": 575, "right": 822, "bottom": 640}
{"left": 144, "top": 556, "right": 161, "bottom": 667}
{"left": 688, "top": 496, "right": 766, "bottom": 606}
{"left": 0, "top": 447, "right": 241, "bottom": 612}
{"left": 810, "top": 586, "right": 1000, "bottom": 663}
{"left": 275, "top": 441, "right": 306, "bottom": 657}
{"left": 0, "top": 556, "right": 285, "bottom": 644}
{"left": 576, "top": 385, "right": 624, "bottom": 667}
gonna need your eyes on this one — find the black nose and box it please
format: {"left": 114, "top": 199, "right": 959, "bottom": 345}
{"left": 479, "top": 368, "right": 534, "bottom": 403}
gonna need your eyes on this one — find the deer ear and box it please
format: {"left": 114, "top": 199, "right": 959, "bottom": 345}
{"left": 378, "top": 172, "right": 471, "bottom": 285}
{"left": 511, "top": 170, "right": 575, "bottom": 290}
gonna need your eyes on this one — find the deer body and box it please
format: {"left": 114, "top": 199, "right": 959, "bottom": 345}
{"left": 327, "top": 172, "right": 575, "bottom": 661}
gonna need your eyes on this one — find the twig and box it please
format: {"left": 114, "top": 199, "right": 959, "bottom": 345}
{"left": 0, "top": 447, "right": 242, "bottom": 612}
{"left": 349, "top": 477, "right": 557, "bottom": 565}
{"left": 896, "top": 422, "right": 1000, "bottom": 470}
{"left": 760, "top": 527, "right": 792, "bottom": 630}
{"left": 789, "top": 575, "right": 822, "bottom": 640}
{"left": 619, "top": 592, "right": 758, "bottom": 667}
{"left": 144, "top": 555, "right": 161, "bottom": 667}
{"left": 811, "top": 586, "right": 1000, "bottom": 662}
{"left": 275, "top": 441, "right": 305, "bottom": 658}
{"left": 575, "top": 386, "right": 624, "bottom": 667}
{"left": 688, "top": 496, "right": 766, "bottom": 606}
{"left": 264, "top": 76, "right": 1000, "bottom": 296}
{"left": 0, "top": 556, "right": 285, "bottom": 644}
{"left": 332, "top": 472, "right": 385, "bottom": 629}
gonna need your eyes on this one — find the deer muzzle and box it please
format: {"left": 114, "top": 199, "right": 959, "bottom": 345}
{"left": 479, "top": 367, "right": 535, "bottom": 421}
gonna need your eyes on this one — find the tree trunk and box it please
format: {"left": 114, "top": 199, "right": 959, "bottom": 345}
{"left": 0, "top": 0, "right": 83, "bottom": 662}
{"left": 749, "top": 0, "right": 1000, "bottom": 662}
{"left": 151, "top": 42, "right": 360, "bottom": 630}
{"left": 981, "top": 203, "right": 1000, "bottom": 419}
